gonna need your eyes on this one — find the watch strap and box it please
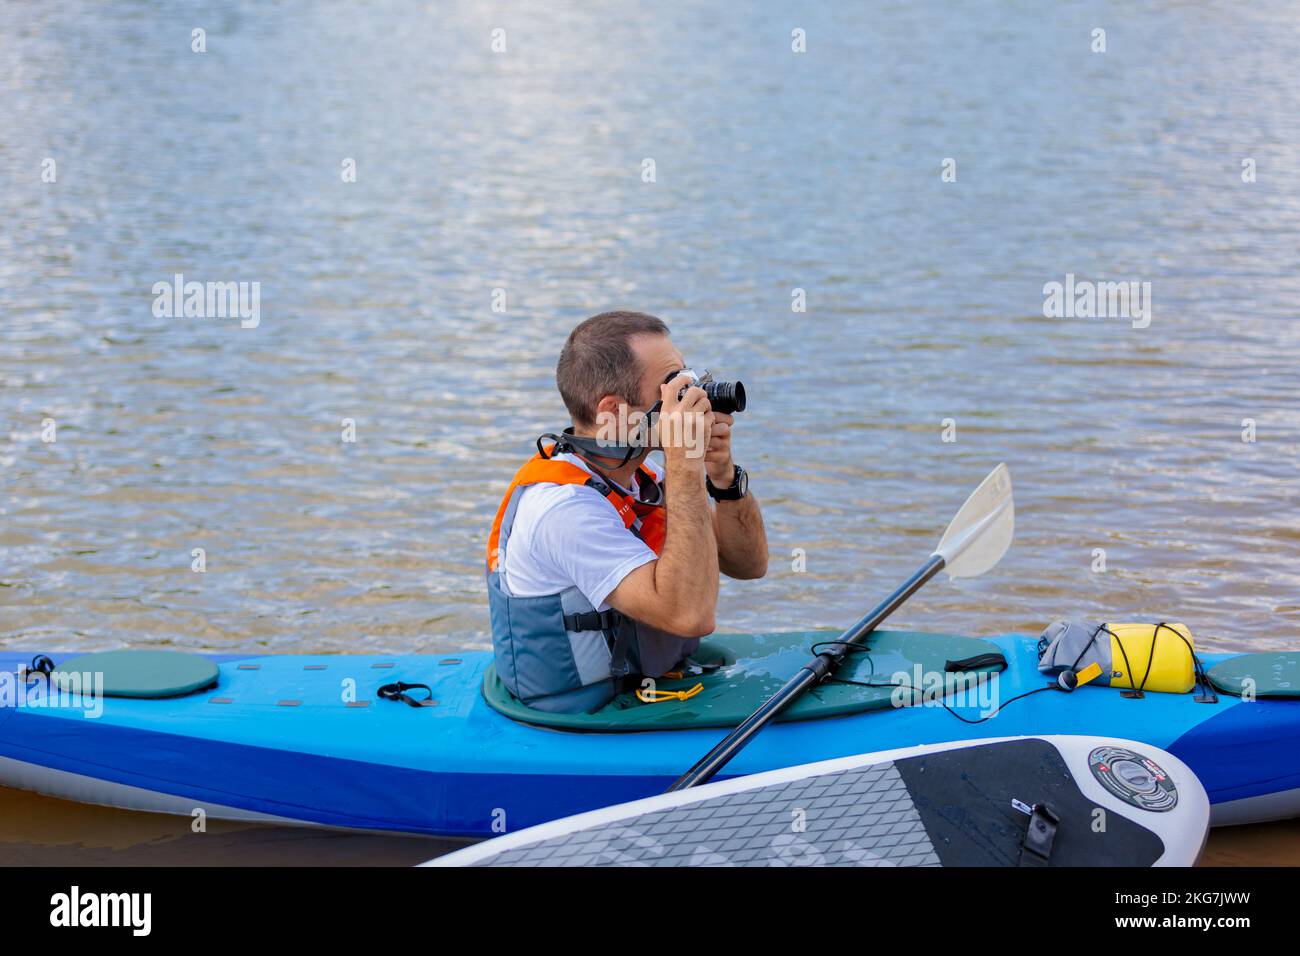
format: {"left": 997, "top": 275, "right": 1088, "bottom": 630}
{"left": 707, "top": 465, "right": 746, "bottom": 501}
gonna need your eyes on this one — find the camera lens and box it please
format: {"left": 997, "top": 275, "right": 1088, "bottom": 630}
{"left": 704, "top": 380, "right": 746, "bottom": 414}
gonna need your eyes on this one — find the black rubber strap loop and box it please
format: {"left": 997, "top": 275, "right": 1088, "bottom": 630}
{"left": 26, "top": 655, "right": 54, "bottom": 681}
{"left": 944, "top": 652, "right": 1007, "bottom": 674}
{"left": 377, "top": 681, "right": 434, "bottom": 707}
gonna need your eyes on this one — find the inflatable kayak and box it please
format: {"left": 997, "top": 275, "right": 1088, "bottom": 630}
{"left": 429, "top": 736, "right": 1210, "bottom": 867}
{"left": 1, "top": 628, "right": 1297, "bottom": 837}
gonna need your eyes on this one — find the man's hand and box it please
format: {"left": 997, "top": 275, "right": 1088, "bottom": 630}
{"left": 658, "top": 374, "right": 713, "bottom": 471}
{"left": 607, "top": 373, "right": 720, "bottom": 638}
{"left": 704, "top": 412, "right": 735, "bottom": 488}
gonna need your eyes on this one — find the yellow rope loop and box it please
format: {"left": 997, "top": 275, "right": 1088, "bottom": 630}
{"left": 636, "top": 682, "right": 704, "bottom": 704}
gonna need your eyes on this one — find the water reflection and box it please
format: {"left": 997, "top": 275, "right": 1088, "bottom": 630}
{"left": 1, "top": 1, "right": 1297, "bottom": 659}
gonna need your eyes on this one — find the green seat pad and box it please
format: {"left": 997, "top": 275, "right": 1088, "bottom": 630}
{"left": 1207, "top": 653, "right": 1300, "bottom": 699}
{"left": 482, "top": 629, "right": 1004, "bottom": 731}
{"left": 52, "top": 650, "right": 219, "bottom": 699}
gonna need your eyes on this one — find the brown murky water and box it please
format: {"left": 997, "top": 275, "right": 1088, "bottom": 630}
{"left": 2, "top": 1, "right": 1299, "bottom": 863}
{"left": 0, "top": 788, "right": 463, "bottom": 867}
{"left": 0, "top": 786, "right": 1291, "bottom": 867}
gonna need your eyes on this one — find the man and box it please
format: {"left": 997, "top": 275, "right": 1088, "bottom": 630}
{"left": 486, "top": 311, "right": 768, "bottom": 713}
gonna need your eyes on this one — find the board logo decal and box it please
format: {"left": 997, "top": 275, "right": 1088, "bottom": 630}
{"left": 1088, "top": 745, "right": 1178, "bottom": 812}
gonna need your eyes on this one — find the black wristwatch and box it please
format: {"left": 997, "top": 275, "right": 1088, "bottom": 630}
{"left": 706, "top": 464, "right": 748, "bottom": 502}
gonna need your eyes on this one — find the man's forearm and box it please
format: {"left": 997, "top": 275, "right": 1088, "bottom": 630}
{"left": 653, "top": 461, "right": 719, "bottom": 635}
{"left": 714, "top": 494, "right": 767, "bottom": 579}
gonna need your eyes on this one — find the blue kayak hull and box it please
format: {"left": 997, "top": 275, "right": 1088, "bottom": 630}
{"left": 1, "top": 634, "right": 1298, "bottom": 836}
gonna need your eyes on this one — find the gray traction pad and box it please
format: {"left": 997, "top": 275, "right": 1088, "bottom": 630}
{"left": 474, "top": 761, "right": 941, "bottom": 867}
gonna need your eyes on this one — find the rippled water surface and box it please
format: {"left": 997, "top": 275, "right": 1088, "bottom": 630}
{"left": 3, "top": 1, "right": 1298, "bottom": 656}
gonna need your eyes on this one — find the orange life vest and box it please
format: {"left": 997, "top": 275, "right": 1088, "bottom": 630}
{"left": 487, "top": 450, "right": 667, "bottom": 571}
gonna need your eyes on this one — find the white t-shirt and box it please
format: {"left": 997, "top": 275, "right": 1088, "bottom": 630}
{"left": 500, "top": 453, "right": 663, "bottom": 610}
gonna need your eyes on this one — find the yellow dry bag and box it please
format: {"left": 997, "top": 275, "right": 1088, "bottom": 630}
{"left": 1105, "top": 622, "right": 1196, "bottom": 694}
{"left": 1038, "top": 620, "right": 1196, "bottom": 694}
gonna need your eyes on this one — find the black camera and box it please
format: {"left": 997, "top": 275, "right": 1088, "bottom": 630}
{"left": 669, "top": 369, "right": 747, "bottom": 414}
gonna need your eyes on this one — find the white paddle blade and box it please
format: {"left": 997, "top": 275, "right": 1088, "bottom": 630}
{"left": 933, "top": 463, "right": 1014, "bottom": 579}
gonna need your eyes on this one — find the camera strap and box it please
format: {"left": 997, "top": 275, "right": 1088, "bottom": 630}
{"left": 539, "top": 428, "right": 648, "bottom": 469}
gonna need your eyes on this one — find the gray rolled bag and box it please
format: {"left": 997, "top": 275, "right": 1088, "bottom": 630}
{"left": 1037, "top": 620, "right": 1197, "bottom": 694}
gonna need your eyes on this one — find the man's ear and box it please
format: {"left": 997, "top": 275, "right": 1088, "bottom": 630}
{"left": 593, "top": 394, "right": 626, "bottom": 422}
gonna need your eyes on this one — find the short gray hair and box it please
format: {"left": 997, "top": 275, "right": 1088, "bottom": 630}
{"left": 556, "top": 311, "right": 670, "bottom": 428}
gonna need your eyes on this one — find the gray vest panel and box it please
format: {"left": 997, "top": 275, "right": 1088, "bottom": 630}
{"left": 487, "top": 480, "right": 696, "bottom": 714}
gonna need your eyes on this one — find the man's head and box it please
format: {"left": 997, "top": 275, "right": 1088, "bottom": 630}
{"left": 557, "top": 311, "right": 685, "bottom": 433}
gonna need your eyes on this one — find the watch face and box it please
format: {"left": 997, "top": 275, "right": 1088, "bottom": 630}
{"left": 736, "top": 468, "right": 748, "bottom": 496}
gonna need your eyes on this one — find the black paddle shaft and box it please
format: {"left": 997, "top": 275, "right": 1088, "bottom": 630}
{"left": 668, "top": 553, "right": 946, "bottom": 792}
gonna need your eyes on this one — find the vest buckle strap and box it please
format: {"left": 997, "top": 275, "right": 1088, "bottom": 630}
{"left": 562, "top": 610, "right": 635, "bottom": 680}
{"left": 562, "top": 610, "right": 621, "bottom": 633}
